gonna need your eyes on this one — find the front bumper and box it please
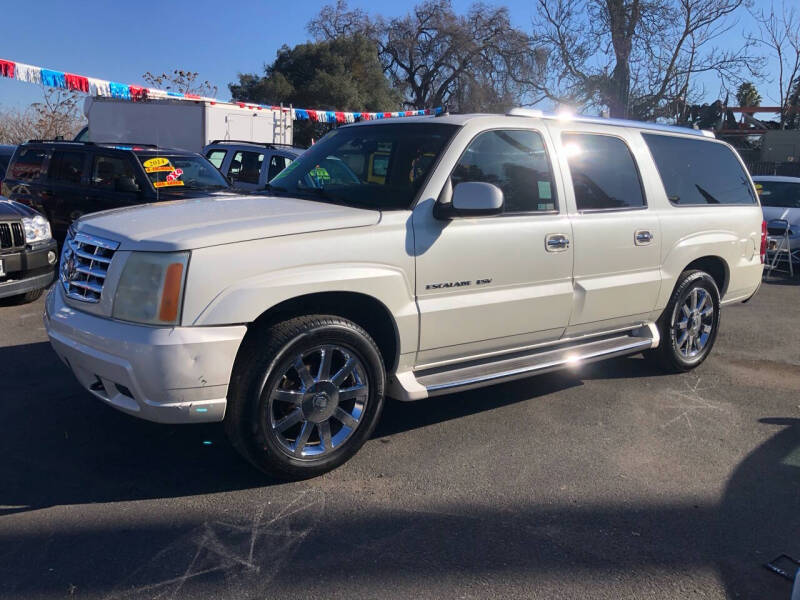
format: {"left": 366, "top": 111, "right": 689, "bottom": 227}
{"left": 44, "top": 286, "right": 247, "bottom": 424}
{"left": 0, "top": 240, "right": 57, "bottom": 299}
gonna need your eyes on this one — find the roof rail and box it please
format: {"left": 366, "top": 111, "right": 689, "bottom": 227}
{"left": 506, "top": 107, "right": 715, "bottom": 138}
{"left": 26, "top": 139, "right": 96, "bottom": 145}
{"left": 208, "top": 139, "right": 305, "bottom": 150}
{"left": 95, "top": 142, "right": 161, "bottom": 148}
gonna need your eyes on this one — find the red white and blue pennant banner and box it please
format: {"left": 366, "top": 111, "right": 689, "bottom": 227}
{"left": 0, "top": 58, "right": 442, "bottom": 122}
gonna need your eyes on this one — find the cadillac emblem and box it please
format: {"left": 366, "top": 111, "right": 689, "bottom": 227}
{"left": 60, "top": 246, "right": 77, "bottom": 286}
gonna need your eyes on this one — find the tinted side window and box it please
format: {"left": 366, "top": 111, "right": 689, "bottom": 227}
{"left": 92, "top": 155, "right": 140, "bottom": 193}
{"left": 48, "top": 151, "right": 85, "bottom": 185}
{"left": 643, "top": 134, "right": 756, "bottom": 205}
{"left": 755, "top": 181, "right": 800, "bottom": 208}
{"left": 206, "top": 149, "right": 227, "bottom": 169}
{"left": 267, "top": 155, "right": 287, "bottom": 181}
{"left": 228, "top": 151, "right": 263, "bottom": 184}
{"left": 563, "top": 133, "right": 645, "bottom": 210}
{"left": 9, "top": 148, "right": 48, "bottom": 181}
{"left": 451, "top": 129, "right": 556, "bottom": 213}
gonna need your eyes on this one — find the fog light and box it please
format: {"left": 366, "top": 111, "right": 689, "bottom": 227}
{"left": 47, "top": 251, "right": 56, "bottom": 265}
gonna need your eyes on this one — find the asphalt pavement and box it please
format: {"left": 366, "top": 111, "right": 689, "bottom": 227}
{"left": 1, "top": 278, "right": 798, "bottom": 599}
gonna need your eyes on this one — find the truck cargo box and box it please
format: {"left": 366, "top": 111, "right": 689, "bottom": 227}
{"left": 83, "top": 97, "right": 293, "bottom": 153}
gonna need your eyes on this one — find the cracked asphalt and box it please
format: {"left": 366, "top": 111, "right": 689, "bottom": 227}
{"left": 1, "top": 278, "right": 798, "bottom": 599}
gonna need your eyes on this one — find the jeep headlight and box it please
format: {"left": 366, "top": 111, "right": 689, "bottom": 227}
{"left": 112, "top": 251, "right": 190, "bottom": 326}
{"left": 22, "top": 215, "right": 52, "bottom": 244}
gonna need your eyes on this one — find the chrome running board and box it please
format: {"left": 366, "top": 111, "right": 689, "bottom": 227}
{"left": 416, "top": 330, "right": 655, "bottom": 397}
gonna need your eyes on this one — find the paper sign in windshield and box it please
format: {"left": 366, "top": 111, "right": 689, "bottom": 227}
{"left": 154, "top": 179, "right": 184, "bottom": 188}
{"left": 166, "top": 168, "right": 183, "bottom": 182}
{"left": 145, "top": 165, "right": 174, "bottom": 173}
{"left": 143, "top": 157, "right": 171, "bottom": 169}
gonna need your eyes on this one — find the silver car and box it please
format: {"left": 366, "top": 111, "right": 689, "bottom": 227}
{"left": 753, "top": 175, "right": 800, "bottom": 270}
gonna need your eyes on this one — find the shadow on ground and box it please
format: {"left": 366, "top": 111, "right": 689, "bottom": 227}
{"left": 0, "top": 342, "right": 669, "bottom": 512}
{"left": 2, "top": 341, "right": 799, "bottom": 598}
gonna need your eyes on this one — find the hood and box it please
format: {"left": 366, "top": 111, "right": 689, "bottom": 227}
{"left": 76, "top": 195, "right": 381, "bottom": 251}
{"left": 762, "top": 206, "right": 800, "bottom": 232}
{"left": 0, "top": 197, "right": 43, "bottom": 219}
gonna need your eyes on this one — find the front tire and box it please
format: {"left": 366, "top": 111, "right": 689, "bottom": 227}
{"left": 647, "top": 270, "right": 721, "bottom": 373}
{"left": 225, "top": 315, "right": 386, "bottom": 479}
{"left": 6, "top": 288, "right": 44, "bottom": 304}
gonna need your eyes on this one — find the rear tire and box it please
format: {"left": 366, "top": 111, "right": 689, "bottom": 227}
{"left": 646, "top": 270, "right": 720, "bottom": 373}
{"left": 225, "top": 315, "right": 386, "bottom": 480}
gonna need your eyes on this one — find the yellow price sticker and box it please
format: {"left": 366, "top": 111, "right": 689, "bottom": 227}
{"left": 143, "top": 157, "right": 171, "bottom": 169}
{"left": 154, "top": 180, "right": 185, "bottom": 188}
{"left": 145, "top": 166, "right": 175, "bottom": 173}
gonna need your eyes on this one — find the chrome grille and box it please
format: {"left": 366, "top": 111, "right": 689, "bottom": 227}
{"left": 59, "top": 231, "right": 119, "bottom": 303}
{"left": 0, "top": 221, "right": 24, "bottom": 249}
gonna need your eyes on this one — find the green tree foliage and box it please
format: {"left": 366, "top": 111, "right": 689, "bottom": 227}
{"left": 736, "top": 82, "right": 762, "bottom": 107}
{"left": 229, "top": 36, "right": 400, "bottom": 113}
{"left": 229, "top": 35, "right": 400, "bottom": 145}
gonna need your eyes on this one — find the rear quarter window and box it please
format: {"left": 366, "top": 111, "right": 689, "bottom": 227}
{"left": 642, "top": 134, "right": 756, "bottom": 206}
{"left": 9, "top": 148, "right": 48, "bottom": 181}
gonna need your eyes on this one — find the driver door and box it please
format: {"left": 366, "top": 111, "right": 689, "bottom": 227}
{"left": 413, "top": 127, "right": 574, "bottom": 366}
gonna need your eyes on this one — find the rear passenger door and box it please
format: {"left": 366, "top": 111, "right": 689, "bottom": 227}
{"left": 266, "top": 154, "right": 292, "bottom": 184}
{"left": 43, "top": 149, "right": 90, "bottom": 242}
{"left": 556, "top": 131, "right": 661, "bottom": 335}
{"left": 227, "top": 150, "right": 264, "bottom": 191}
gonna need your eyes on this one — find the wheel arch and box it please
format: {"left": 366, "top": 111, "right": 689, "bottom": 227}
{"left": 682, "top": 255, "right": 729, "bottom": 297}
{"left": 235, "top": 291, "right": 401, "bottom": 374}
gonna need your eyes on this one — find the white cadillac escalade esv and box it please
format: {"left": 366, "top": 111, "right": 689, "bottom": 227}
{"left": 45, "top": 110, "right": 765, "bottom": 478}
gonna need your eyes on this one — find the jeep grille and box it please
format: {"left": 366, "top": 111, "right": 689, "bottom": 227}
{"left": 0, "top": 221, "right": 24, "bottom": 250}
{"left": 59, "top": 231, "right": 119, "bottom": 303}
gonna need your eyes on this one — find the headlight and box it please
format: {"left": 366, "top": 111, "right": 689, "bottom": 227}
{"left": 112, "top": 251, "right": 190, "bottom": 326}
{"left": 22, "top": 215, "right": 52, "bottom": 243}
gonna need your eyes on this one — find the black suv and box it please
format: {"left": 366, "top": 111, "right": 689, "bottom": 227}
{"left": 2, "top": 141, "right": 232, "bottom": 242}
{"left": 0, "top": 198, "right": 57, "bottom": 303}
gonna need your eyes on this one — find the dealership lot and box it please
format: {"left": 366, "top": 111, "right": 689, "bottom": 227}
{"left": 1, "top": 280, "right": 798, "bottom": 600}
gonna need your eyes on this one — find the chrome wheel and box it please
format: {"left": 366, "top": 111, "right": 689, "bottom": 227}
{"left": 265, "top": 345, "right": 369, "bottom": 460}
{"left": 673, "top": 287, "right": 715, "bottom": 359}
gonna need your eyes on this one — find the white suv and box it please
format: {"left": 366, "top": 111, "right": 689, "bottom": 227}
{"left": 45, "top": 110, "right": 764, "bottom": 478}
{"left": 203, "top": 140, "right": 302, "bottom": 192}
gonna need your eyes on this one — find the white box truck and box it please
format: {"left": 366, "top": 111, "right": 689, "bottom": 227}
{"left": 83, "top": 96, "right": 293, "bottom": 153}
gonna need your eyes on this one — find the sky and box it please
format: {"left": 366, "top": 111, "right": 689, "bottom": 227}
{"left": 0, "top": 0, "right": 783, "bottom": 115}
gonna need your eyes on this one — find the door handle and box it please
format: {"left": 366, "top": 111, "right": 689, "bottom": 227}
{"left": 545, "top": 233, "right": 570, "bottom": 252}
{"left": 635, "top": 230, "right": 653, "bottom": 245}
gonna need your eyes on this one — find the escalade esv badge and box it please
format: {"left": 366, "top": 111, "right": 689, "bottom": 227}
{"left": 425, "top": 278, "right": 492, "bottom": 290}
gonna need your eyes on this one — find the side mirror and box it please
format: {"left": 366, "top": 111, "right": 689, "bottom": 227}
{"left": 434, "top": 180, "right": 504, "bottom": 219}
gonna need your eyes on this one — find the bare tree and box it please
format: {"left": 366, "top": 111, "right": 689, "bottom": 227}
{"left": 0, "top": 90, "right": 86, "bottom": 144}
{"left": 142, "top": 70, "right": 218, "bottom": 97}
{"left": 531, "top": 0, "right": 761, "bottom": 120}
{"left": 748, "top": 1, "right": 800, "bottom": 127}
{"left": 309, "top": 0, "right": 537, "bottom": 112}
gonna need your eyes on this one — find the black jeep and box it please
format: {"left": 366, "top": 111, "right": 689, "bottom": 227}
{"left": 0, "top": 198, "right": 57, "bottom": 303}
{"left": 2, "top": 141, "right": 232, "bottom": 243}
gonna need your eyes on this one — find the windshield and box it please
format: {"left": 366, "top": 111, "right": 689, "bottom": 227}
{"left": 755, "top": 180, "right": 800, "bottom": 208}
{"left": 135, "top": 153, "right": 230, "bottom": 192}
{"left": 268, "top": 122, "right": 459, "bottom": 209}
